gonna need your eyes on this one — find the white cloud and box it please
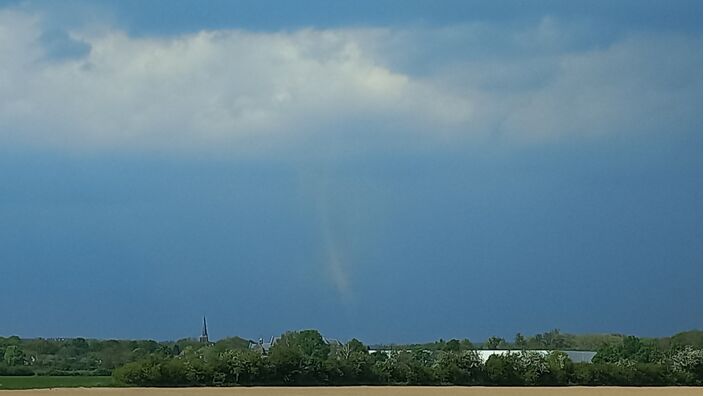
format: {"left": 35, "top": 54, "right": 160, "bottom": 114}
{"left": 0, "top": 9, "right": 699, "bottom": 154}
{"left": 0, "top": 11, "right": 471, "bottom": 153}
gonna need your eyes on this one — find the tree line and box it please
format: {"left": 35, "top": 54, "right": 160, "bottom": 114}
{"left": 1, "top": 330, "right": 700, "bottom": 386}
{"left": 113, "top": 330, "right": 702, "bottom": 387}
{"left": 0, "top": 335, "right": 247, "bottom": 375}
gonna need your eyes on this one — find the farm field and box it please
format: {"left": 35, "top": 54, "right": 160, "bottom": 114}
{"left": 0, "top": 376, "right": 114, "bottom": 390}
{"left": 0, "top": 387, "right": 700, "bottom": 395}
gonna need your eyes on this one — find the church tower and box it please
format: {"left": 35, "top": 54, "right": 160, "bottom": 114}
{"left": 199, "top": 316, "right": 209, "bottom": 343}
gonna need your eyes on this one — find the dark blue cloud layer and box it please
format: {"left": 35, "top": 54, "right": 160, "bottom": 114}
{"left": 0, "top": 0, "right": 700, "bottom": 342}
{"left": 0, "top": 128, "right": 700, "bottom": 342}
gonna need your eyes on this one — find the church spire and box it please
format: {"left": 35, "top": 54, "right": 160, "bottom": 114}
{"left": 199, "top": 316, "right": 209, "bottom": 343}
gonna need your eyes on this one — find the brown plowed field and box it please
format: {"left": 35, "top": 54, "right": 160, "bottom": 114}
{"left": 0, "top": 387, "right": 700, "bottom": 396}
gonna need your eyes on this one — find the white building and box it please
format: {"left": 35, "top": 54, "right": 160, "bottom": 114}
{"left": 474, "top": 350, "right": 597, "bottom": 363}
{"left": 368, "top": 349, "right": 597, "bottom": 364}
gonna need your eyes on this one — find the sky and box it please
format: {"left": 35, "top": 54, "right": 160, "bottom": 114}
{"left": 0, "top": 0, "right": 701, "bottom": 344}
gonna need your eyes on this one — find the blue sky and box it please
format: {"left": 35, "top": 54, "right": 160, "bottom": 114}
{"left": 0, "top": 0, "right": 701, "bottom": 344}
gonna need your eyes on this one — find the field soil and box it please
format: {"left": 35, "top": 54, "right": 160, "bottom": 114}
{"left": 0, "top": 387, "right": 700, "bottom": 396}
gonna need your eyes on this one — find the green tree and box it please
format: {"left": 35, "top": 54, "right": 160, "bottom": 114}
{"left": 486, "top": 336, "right": 504, "bottom": 350}
{"left": 385, "top": 351, "right": 437, "bottom": 385}
{"left": 443, "top": 339, "right": 461, "bottom": 352}
{"left": 3, "top": 345, "right": 26, "bottom": 366}
{"left": 326, "top": 339, "right": 374, "bottom": 385}
{"left": 515, "top": 351, "right": 549, "bottom": 385}
{"left": 668, "top": 345, "right": 703, "bottom": 385}
{"left": 268, "top": 330, "right": 330, "bottom": 384}
{"left": 537, "top": 329, "right": 571, "bottom": 349}
{"left": 485, "top": 354, "right": 522, "bottom": 385}
{"left": 544, "top": 351, "right": 573, "bottom": 385}
{"left": 344, "top": 338, "right": 368, "bottom": 356}
{"left": 460, "top": 339, "right": 474, "bottom": 351}
{"left": 214, "top": 349, "right": 262, "bottom": 385}
{"left": 436, "top": 350, "right": 482, "bottom": 385}
{"left": 594, "top": 336, "right": 664, "bottom": 365}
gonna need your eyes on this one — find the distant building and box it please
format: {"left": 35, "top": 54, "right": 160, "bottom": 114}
{"left": 249, "top": 335, "right": 343, "bottom": 355}
{"left": 473, "top": 350, "right": 597, "bottom": 363}
{"left": 249, "top": 336, "right": 279, "bottom": 355}
{"left": 199, "top": 316, "right": 209, "bottom": 343}
{"left": 322, "top": 337, "right": 343, "bottom": 347}
{"left": 366, "top": 349, "right": 597, "bottom": 363}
